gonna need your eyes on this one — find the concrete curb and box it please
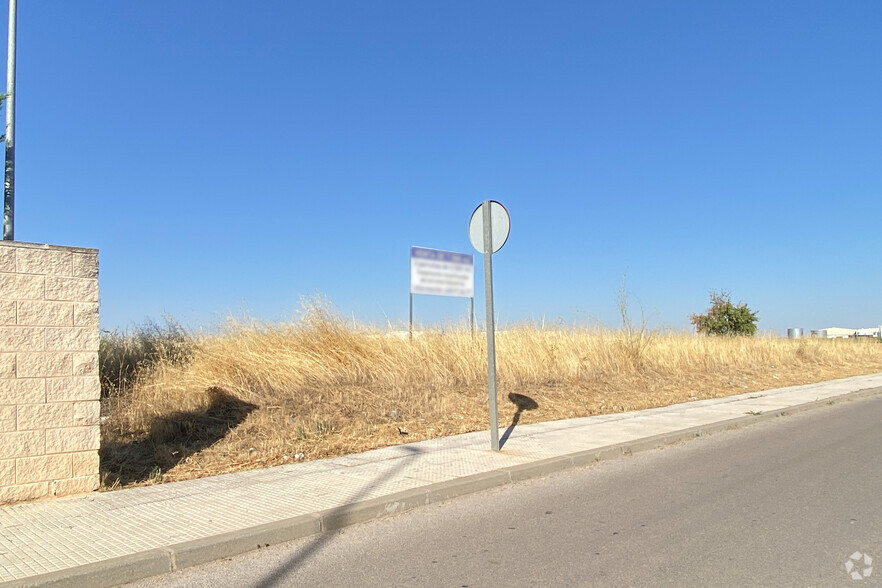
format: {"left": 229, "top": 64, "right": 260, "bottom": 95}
{"left": 2, "top": 550, "right": 171, "bottom": 588}
{"left": 6, "top": 386, "right": 881, "bottom": 588}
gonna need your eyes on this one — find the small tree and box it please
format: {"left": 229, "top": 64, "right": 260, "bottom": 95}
{"left": 690, "top": 290, "right": 758, "bottom": 336}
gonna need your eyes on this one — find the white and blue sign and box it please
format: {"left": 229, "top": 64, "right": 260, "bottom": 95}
{"left": 410, "top": 246, "right": 474, "bottom": 298}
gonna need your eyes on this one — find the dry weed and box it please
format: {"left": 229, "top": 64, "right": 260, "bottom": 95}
{"left": 100, "top": 310, "right": 882, "bottom": 488}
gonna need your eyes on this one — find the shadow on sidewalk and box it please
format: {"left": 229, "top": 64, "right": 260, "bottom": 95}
{"left": 253, "top": 394, "right": 537, "bottom": 585}
{"left": 252, "top": 444, "right": 424, "bottom": 588}
{"left": 100, "top": 388, "right": 257, "bottom": 487}
{"left": 499, "top": 393, "right": 539, "bottom": 449}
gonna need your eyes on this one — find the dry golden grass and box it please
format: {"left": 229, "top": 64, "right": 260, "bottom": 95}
{"left": 100, "top": 308, "right": 882, "bottom": 489}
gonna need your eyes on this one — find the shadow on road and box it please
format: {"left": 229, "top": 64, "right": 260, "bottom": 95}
{"left": 252, "top": 444, "right": 424, "bottom": 588}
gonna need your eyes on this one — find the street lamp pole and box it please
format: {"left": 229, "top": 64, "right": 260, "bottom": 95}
{"left": 4, "top": 0, "right": 16, "bottom": 241}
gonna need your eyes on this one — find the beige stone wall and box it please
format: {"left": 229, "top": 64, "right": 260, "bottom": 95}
{"left": 0, "top": 242, "right": 99, "bottom": 505}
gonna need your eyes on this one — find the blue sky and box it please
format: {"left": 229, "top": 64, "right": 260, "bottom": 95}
{"left": 7, "top": 1, "right": 882, "bottom": 333}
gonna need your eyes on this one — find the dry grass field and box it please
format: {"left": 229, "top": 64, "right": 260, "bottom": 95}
{"left": 99, "top": 306, "right": 882, "bottom": 489}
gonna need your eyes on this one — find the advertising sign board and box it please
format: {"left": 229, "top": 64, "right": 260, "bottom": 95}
{"left": 410, "top": 246, "right": 474, "bottom": 298}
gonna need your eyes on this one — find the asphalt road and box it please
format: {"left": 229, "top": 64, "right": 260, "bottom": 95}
{"left": 126, "top": 395, "right": 882, "bottom": 587}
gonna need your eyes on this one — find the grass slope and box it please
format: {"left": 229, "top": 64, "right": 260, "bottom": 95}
{"left": 99, "top": 309, "right": 882, "bottom": 489}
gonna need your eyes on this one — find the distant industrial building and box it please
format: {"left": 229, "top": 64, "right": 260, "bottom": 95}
{"left": 809, "top": 327, "right": 882, "bottom": 338}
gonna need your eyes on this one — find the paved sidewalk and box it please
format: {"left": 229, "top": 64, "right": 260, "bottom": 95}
{"left": 3, "top": 374, "right": 882, "bottom": 588}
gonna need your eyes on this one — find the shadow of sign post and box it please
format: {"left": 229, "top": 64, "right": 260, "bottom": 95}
{"left": 499, "top": 393, "right": 538, "bottom": 449}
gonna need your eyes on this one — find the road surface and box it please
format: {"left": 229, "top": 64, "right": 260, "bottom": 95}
{"left": 127, "top": 394, "right": 882, "bottom": 587}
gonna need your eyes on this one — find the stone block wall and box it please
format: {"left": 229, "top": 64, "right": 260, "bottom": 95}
{"left": 0, "top": 242, "right": 100, "bottom": 505}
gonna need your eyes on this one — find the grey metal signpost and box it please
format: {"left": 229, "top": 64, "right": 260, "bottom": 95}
{"left": 468, "top": 200, "right": 510, "bottom": 451}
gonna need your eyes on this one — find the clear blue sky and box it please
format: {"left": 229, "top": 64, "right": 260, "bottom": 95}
{"left": 8, "top": 1, "right": 882, "bottom": 333}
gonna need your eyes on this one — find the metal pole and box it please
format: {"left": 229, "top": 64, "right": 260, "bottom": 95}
{"left": 482, "top": 201, "right": 499, "bottom": 451}
{"left": 409, "top": 293, "right": 413, "bottom": 342}
{"left": 470, "top": 297, "right": 474, "bottom": 337}
{"left": 3, "top": 0, "right": 16, "bottom": 241}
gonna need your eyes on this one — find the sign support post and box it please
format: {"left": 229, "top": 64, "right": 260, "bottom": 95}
{"left": 482, "top": 201, "right": 500, "bottom": 451}
{"left": 468, "top": 200, "right": 510, "bottom": 452}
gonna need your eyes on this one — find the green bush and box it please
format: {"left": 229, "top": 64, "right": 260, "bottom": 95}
{"left": 690, "top": 290, "right": 758, "bottom": 336}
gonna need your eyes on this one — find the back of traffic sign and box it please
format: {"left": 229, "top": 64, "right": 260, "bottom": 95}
{"left": 468, "top": 201, "right": 510, "bottom": 254}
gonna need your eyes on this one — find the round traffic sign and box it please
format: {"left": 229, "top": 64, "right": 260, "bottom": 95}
{"left": 468, "top": 200, "right": 510, "bottom": 254}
